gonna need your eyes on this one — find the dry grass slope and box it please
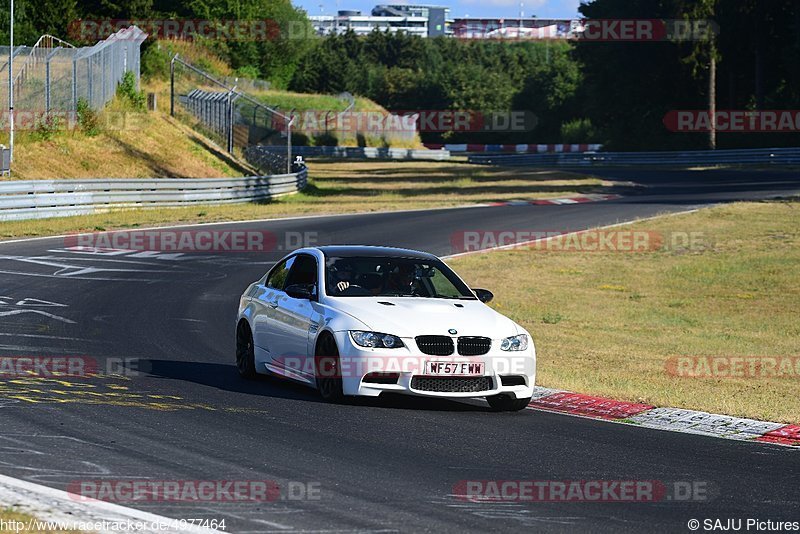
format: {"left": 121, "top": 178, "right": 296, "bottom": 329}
{"left": 5, "top": 107, "right": 249, "bottom": 180}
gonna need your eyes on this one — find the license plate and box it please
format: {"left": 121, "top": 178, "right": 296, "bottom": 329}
{"left": 424, "top": 361, "right": 484, "bottom": 376}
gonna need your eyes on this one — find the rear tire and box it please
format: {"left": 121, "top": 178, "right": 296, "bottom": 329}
{"left": 487, "top": 394, "right": 531, "bottom": 412}
{"left": 316, "top": 335, "right": 344, "bottom": 403}
{"left": 236, "top": 321, "right": 257, "bottom": 379}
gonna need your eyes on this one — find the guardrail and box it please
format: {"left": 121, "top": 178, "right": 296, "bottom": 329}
{"left": 468, "top": 147, "right": 800, "bottom": 167}
{"left": 0, "top": 168, "right": 307, "bottom": 222}
{"left": 425, "top": 143, "right": 602, "bottom": 154}
{"left": 261, "top": 145, "right": 450, "bottom": 161}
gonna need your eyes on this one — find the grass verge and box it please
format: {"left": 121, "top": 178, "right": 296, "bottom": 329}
{"left": 0, "top": 161, "right": 608, "bottom": 240}
{"left": 448, "top": 199, "right": 800, "bottom": 423}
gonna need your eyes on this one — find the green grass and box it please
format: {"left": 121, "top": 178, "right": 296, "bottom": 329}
{"left": 448, "top": 200, "right": 800, "bottom": 423}
{"left": 253, "top": 90, "right": 350, "bottom": 113}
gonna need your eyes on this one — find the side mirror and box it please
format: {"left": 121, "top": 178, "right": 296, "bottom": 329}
{"left": 473, "top": 288, "right": 494, "bottom": 303}
{"left": 285, "top": 284, "right": 314, "bottom": 300}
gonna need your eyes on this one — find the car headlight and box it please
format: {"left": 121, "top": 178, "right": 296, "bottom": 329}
{"left": 500, "top": 334, "right": 529, "bottom": 351}
{"left": 350, "top": 331, "right": 405, "bottom": 349}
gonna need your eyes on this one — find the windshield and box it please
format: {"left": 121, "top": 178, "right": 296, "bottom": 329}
{"left": 325, "top": 256, "right": 476, "bottom": 299}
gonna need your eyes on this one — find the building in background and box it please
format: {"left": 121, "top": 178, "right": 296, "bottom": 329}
{"left": 309, "top": 4, "right": 450, "bottom": 37}
{"left": 308, "top": 6, "right": 586, "bottom": 39}
{"left": 371, "top": 5, "right": 449, "bottom": 36}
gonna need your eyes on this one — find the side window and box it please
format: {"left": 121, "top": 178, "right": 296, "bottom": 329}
{"left": 284, "top": 254, "right": 318, "bottom": 288}
{"left": 266, "top": 257, "right": 295, "bottom": 290}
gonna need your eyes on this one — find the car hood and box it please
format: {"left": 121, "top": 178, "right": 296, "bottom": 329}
{"left": 326, "top": 296, "right": 520, "bottom": 339}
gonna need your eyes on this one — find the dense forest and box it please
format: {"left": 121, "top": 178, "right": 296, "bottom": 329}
{"left": 1, "top": 0, "right": 799, "bottom": 149}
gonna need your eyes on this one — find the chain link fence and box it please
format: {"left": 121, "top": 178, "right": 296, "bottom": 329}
{"left": 170, "top": 55, "right": 420, "bottom": 175}
{"left": 170, "top": 54, "right": 293, "bottom": 174}
{"left": 0, "top": 26, "right": 146, "bottom": 121}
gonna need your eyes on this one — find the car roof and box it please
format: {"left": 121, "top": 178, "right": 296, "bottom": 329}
{"left": 316, "top": 245, "right": 439, "bottom": 260}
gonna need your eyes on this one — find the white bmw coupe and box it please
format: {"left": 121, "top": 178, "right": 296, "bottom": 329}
{"left": 236, "top": 246, "right": 535, "bottom": 411}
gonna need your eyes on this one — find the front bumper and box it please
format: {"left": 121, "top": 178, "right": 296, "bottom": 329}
{"left": 330, "top": 331, "right": 536, "bottom": 399}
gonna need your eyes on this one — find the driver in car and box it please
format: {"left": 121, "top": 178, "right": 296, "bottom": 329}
{"left": 333, "top": 263, "right": 356, "bottom": 293}
{"left": 385, "top": 264, "right": 417, "bottom": 295}
{"left": 335, "top": 263, "right": 418, "bottom": 295}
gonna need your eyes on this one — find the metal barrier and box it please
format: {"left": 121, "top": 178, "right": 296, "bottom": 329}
{"left": 258, "top": 145, "right": 451, "bottom": 161}
{"left": 0, "top": 146, "right": 9, "bottom": 174}
{"left": 469, "top": 147, "right": 800, "bottom": 166}
{"left": 170, "top": 55, "right": 294, "bottom": 172}
{"left": 0, "top": 168, "right": 307, "bottom": 222}
{"left": 180, "top": 88, "right": 240, "bottom": 148}
{"left": 425, "top": 143, "right": 603, "bottom": 154}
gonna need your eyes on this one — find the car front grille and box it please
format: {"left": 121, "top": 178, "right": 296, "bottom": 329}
{"left": 411, "top": 376, "right": 493, "bottom": 393}
{"left": 457, "top": 336, "right": 492, "bottom": 356}
{"left": 415, "top": 335, "right": 454, "bottom": 356}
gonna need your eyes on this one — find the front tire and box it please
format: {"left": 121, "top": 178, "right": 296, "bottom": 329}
{"left": 315, "top": 335, "right": 344, "bottom": 403}
{"left": 487, "top": 394, "right": 531, "bottom": 412}
{"left": 236, "top": 321, "right": 257, "bottom": 379}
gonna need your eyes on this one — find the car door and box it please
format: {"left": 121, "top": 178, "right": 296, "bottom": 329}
{"left": 268, "top": 254, "right": 322, "bottom": 383}
{"left": 252, "top": 256, "right": 294, "bottom": 371}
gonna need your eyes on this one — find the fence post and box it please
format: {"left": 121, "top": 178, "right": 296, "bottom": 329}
{"left": 72, "top": 58, "right": 78, "bottom": 111}
{"left": 170, "top": 54, "right": 176, "bottom": 117}
{"left": 44, "top": 47, "right": 59, "bottom": 114}
{"left": 45, "top": 58, "right": 51, "bottom": 114}
{"left": 101, "top": 51, "right": 106, "bottom": 104}
{"left": 87, "top": 55, "right": 93, "bottom": 106}
{"left": 287, "top": 116, "right": 294, "bottom": 175}
{"left": 227, "top": 89, "right": 235, "bottom": 154}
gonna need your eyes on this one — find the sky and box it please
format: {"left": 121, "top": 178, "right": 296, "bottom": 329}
{"left": 294, "top": 0, "right": 584, "bottom": 20}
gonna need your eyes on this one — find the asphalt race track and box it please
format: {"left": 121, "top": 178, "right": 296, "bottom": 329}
{"left": 1, "top": 167, "right": 799, "bottom": 533}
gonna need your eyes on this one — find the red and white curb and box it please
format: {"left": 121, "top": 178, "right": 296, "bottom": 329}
{"left": 476, "top": 193, "right": 622, "bottom": 208}
{"left": 0, "top": 474, "right": 222, "bottom": 533}
{"left": 527, "top": 387, "right": 800, "bottom": 447}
